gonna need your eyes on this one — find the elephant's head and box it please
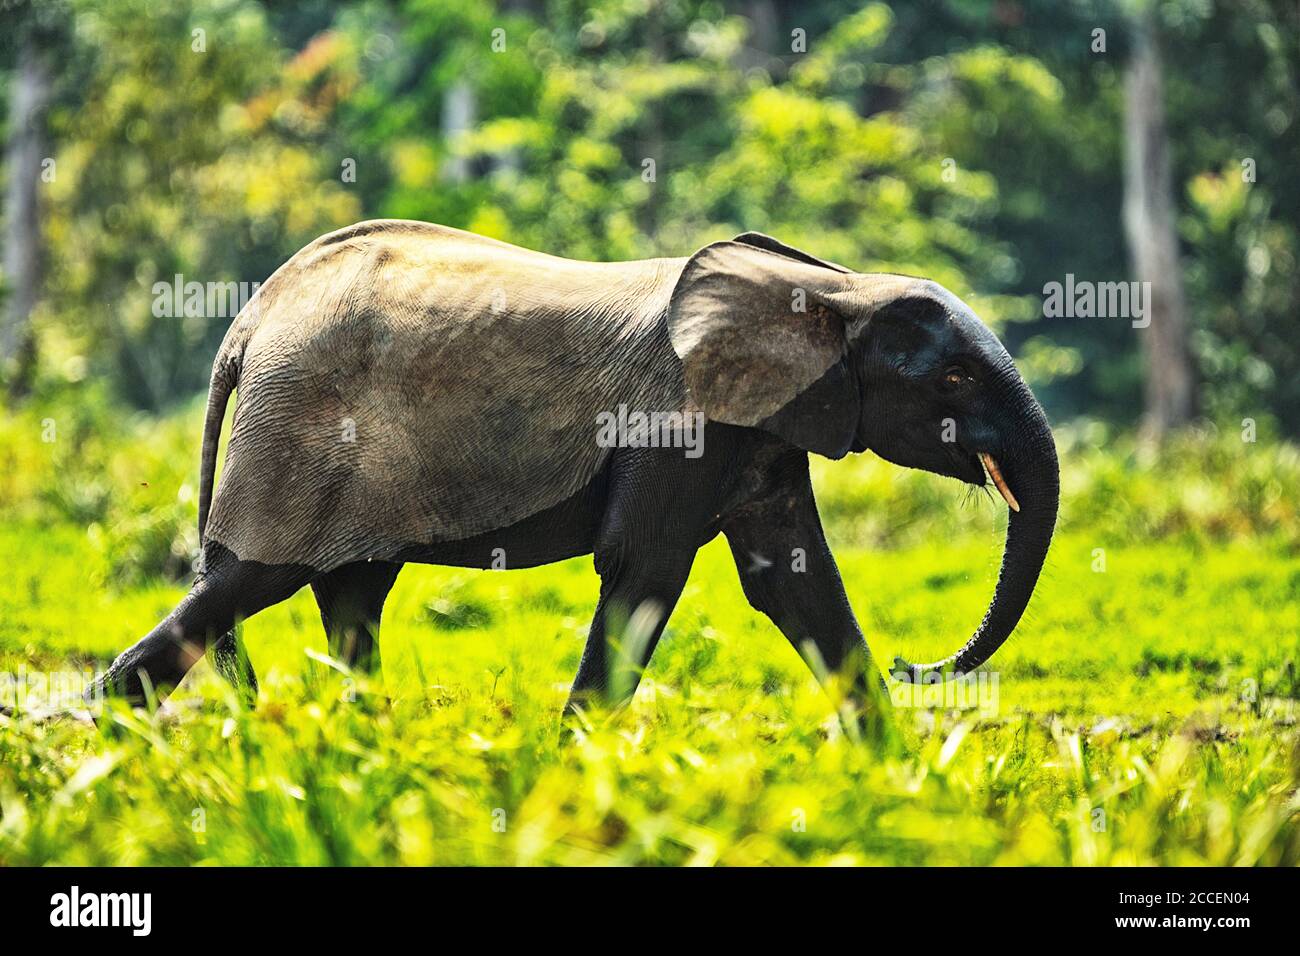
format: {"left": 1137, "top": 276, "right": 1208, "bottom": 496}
{"left": 668, "top": 233, "right": 1059, "bottom": 680}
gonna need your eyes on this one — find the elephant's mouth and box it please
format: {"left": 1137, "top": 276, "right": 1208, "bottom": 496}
{"left": 949, "top": 445, "right": 986, "bottom": 488}
{"left": 951, "top": 448, "right": 1019, "bottom": 512}
{"left": 978, "top": 452, "right": 1020, "bottom": 512}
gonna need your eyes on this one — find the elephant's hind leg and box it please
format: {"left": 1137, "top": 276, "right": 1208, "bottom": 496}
{"left": 88, "top": 543, "right": 312, "bottom": 710}
{"left": 311, "top": 560, "right": 403, "bottom": 674}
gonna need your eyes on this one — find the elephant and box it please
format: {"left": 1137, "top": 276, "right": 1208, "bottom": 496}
{"left": 86, "top": 219, "right": 1059, "bottom": 724}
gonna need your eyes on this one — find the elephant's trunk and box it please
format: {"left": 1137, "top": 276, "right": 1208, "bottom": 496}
{"left": 895, "top": 391, "right": 1059, "bottom": 681}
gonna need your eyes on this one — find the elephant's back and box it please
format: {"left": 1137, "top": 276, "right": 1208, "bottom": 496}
{"left": 235, "top": 220, "right": 684, "bottom": 380}
{"left": 204, "top": 220, "right": 690, "bottom": 571}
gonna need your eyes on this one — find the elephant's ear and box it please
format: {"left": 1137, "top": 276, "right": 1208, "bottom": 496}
{"left": 732, "top": 232, "right": 853, "bottom": 273}
{"left": 668, "top": 240, "right": 860, "bottom": 459}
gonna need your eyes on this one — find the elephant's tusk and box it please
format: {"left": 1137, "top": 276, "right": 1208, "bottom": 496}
{"left": 979, "top": 452, "right": 1020, "bottom": 512}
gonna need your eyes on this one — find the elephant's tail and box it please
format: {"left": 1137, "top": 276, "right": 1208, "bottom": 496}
{"left": 196, "top": 272, "right": 270, "bottom": 545}
{"left": 197, "top": 353, "right": 238, "bottom": 543}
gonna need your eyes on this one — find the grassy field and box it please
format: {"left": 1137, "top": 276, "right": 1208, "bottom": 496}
{"left": 1, "top": 397, "right": 1298, "bottom": 865}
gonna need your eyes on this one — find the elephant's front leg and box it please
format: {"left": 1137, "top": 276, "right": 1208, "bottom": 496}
{"left": 722, "top": 464, "right": 890, "bottom": 735}
{"left": 564, "top": 449, "right": 711, "bottom": 718}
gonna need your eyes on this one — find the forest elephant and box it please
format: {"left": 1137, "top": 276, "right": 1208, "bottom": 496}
{"left": 85, "top": 220, "right": 1059, "bottom": 727}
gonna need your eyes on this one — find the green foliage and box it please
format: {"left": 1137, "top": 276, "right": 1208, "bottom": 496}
{"left": 1, "top": 525, "right": 1296, "bottom": 865}
{"left": 1160, "top": 1, "right": 1300, "bottom": 431}
{"left": 0, "top": 388, "right": 201, "bottom": 585}
{"left": 12, "top": 0, "right": 1296, "bottom": 430}
{"left": 3, "top": 666, "right": 1296, "bottom": 865}
{"left": 36, "top": 0, "right": 360, "bottom": 409}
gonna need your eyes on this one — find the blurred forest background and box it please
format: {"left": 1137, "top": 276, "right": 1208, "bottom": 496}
{"left": 1, "top": 0, "right": 1297, "bottom": 436}
{"left": 3, "top": 0, "right": 1300, "bottom": 867}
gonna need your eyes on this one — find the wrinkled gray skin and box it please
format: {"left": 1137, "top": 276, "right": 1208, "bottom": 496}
{"left": 87, "top": 220, "right": 1059, "bottom": 726}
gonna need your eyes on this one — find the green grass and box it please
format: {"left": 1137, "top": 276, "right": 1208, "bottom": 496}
{"left": 1, "top": 399, "right": 1298, "bottom": 865}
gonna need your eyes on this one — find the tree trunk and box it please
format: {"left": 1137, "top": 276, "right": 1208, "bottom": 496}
{"left": 743, "top": 0, "right": 778, "bottom": 66}
{"left": 1, "top": 31, "right": 51, "bottom": 394}
{"left": 440, "top": 80, "right": 476, "bottom": 184}
{"left": 638, "top": 1, "right": 666, "bottom": 241}
{"left": 1122, "top": 14, "right": 1195, "bottom": 438}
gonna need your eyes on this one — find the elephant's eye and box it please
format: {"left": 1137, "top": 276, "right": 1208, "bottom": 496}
{"left": 942, "top": 366, "right": 970, "bottom": 388}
